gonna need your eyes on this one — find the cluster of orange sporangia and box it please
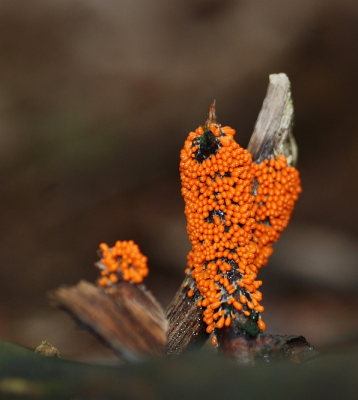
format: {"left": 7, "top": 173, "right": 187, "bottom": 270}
{"left": 96, "top": 240, "right": 149, "bottom": 286}
{"left": 180, "top": 122, "right": 301, "bottom": 340}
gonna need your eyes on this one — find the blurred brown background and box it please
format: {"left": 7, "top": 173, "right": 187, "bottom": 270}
{"left": 0, "top": 0, "right": 357, "bottom": 361}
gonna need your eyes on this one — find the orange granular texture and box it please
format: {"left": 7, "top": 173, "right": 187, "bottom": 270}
{"left": 97, "top": 240, "right": 149, "bottom": 286}
{"left": 180, "top": 123, "right": 301, "bottom": 334}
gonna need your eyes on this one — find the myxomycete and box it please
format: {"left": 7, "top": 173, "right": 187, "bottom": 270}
{"left": 179, "top": 102, "right": 301, "bottom": 347}
{"left": 96, "top": 240, "right": 149, "bottom": 287}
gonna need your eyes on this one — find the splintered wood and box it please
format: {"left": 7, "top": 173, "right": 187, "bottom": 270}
{"left": 52, "top": 281, "right": 167, "bottom": 362}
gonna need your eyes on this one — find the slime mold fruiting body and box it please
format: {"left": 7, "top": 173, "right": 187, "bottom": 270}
{"left": 97, "top": 240, "right": 149, "bottom": 286}
{"left": 180, "top": 116, "right": 301, "bottom": 339}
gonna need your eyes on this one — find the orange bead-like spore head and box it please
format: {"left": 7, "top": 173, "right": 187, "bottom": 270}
{"left": 96, "top": 240, "right": 149, "bottom": 286}
{"left": 180, "top": 114, "right": 301, "bottom": 338}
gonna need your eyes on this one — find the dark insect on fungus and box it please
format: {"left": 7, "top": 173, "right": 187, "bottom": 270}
{"left": 180, "top": 104, "right": 301, "bottom": 345}
{"left": 195, "top": 129, "right": 221, "bottom": 163}
{"left": 237, "top": 310, "right": 261, "bottom": 338}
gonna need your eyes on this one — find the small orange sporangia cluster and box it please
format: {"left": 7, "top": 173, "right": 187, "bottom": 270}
{"left": 180, "top": 121, "right": 301, "bottom": 339}
{"left": 96, "top": 240, "right": 149, "bottom": 286}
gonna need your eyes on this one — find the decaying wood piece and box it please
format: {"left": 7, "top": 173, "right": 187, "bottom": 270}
{"left": 51, "top": 280, "right": 167, "bottom": 362}
{"left": 166, "top": 275, "right": 209, "bottom": 355}
{"left": 217, "top": 326, "right": 319, "bottom": 364}
{"left": 247, "top": 73, "right": 297, "bottom": 167}
{"left": 167, "top": 73, "right": 317, "bottom": 363}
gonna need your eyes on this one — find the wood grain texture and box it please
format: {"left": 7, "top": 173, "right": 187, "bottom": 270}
{"left": 166, "top": 275, "right": 209, "bottom": 355}
{"left": 51, "top": 280, "right": 167, "bottom": 362}
{"left": 248, "top": 73, "right": 297, "bottom": 167}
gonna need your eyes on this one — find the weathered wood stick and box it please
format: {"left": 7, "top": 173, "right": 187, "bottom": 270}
{"left": 166, "top": 275, "right": 209, "bottom": 355}
{"left": 166, "top": 73, "right": 316, "bottom": 363}
{"left": 216, "top": 324, "right": 319, "bottom": 364}
{"left": 51, "top": 280, "right": 167, "bottom": 362}
{"left": 247, "top": 73, "right": 297, "bottom": 167}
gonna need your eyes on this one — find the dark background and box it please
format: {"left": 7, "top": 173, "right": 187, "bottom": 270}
{"left": 0, "top": 0, "right": 357, "bottom": 361}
